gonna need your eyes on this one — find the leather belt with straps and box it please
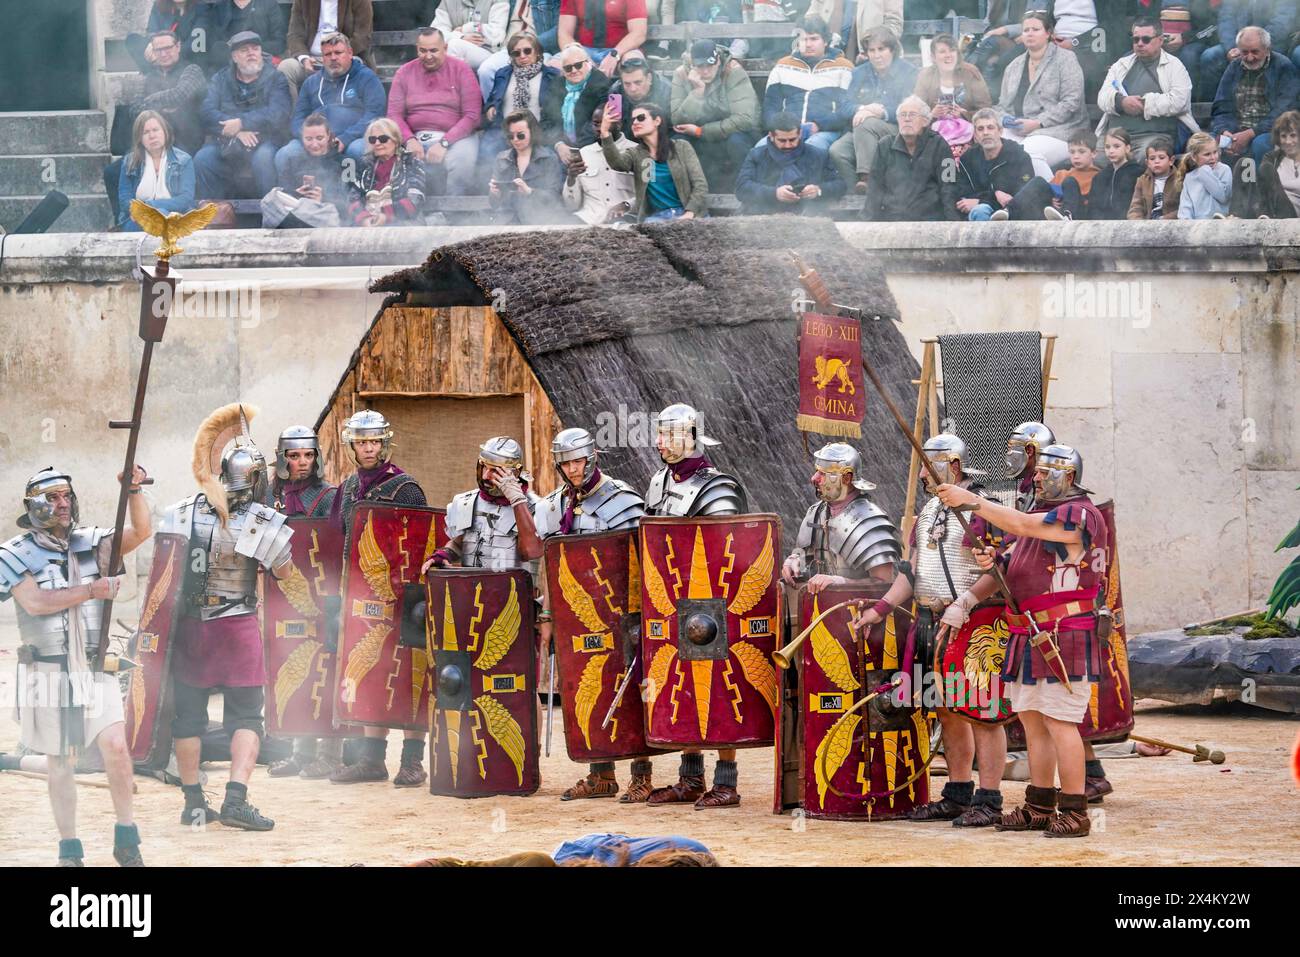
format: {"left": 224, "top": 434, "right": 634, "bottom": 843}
{"left": 1005, "top": 599, "right": 1096, "bottom": 631}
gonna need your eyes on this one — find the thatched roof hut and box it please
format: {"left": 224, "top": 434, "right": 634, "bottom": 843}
{"left": 316, "top": 217, "right": 919, "bottom": 531}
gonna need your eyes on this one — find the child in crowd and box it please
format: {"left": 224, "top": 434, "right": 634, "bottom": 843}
{"left": 1127, "top": 137, "right": 1183, "bottom": 220}
{"left": 1089, "top": 128, "right": 1145, "bottom": 221}
{"left": 1177, "top": 131, "right": 1231, "bottom": 220}
{"left": 993, "top": 128, "right": 1098, "bottom": 220}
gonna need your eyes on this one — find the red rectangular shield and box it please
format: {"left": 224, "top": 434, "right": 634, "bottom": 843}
{"left": 544, "top": 529, "right": 657, "bottom": 763}
{"left": 262, "top": 517, "right": 348, "bottom": 737}
{"left": 639, "top": 514, "right": 782, "bottom": 750}
{"left": 334, "top": 503, "right": 446, "bottom": 731}
{"left": 1006, "top": 499, "right": 1134, "bottom": 746}
{"left": 124, "top": 531, "right": 187, "bottom": 767}
{"left": 426, "top": 568, "right": 539, "bottom": 797}
{"left": 775, "top": 582, "right": 931, "bottom": 821}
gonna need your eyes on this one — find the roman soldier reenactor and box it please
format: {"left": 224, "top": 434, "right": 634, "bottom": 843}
{"left": 642, "top": 403, "right": 749, "bottom": 809}
{"left": 0, "top": 466, "right": 151, "bottom": 866}
{"left": 266, "top": 425, "right": 344, "bottom": 779}
{"left": 904, "top": 434, "right": 1010, "bottom": 827}
{"left": 937, "top": 443, "right": 1107, "bottom": 838}
{"left": 534, "top": 427, "right": 648, "bottom": 802}
{"left": 159, "top": 404, "right": 293, "bottom": 831}
{"left": 328, "top": 410, "right": 431, "bottom": 787}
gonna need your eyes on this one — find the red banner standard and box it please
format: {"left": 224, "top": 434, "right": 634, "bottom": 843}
{"left": 1007, "top": 499, "right": 1134, "bottom": 746}
{"left": 544, "top": 529, "right": 657, "bottom": 763}
{"left": 334, "top": 503, "right": 446, "bottom": 731}
{"left": 426, "top": 568, "right": 540, "bottom": 797}
{"left": 797, "top": 312, "right": 864, "bottom": 438}
{"left": 775, "top": 582, "right": 932, "bottom": 821}
{"left": 262, "top": 517, "right": 347, "bottom": 738}
{"left": 124, "top": 531, "right": 187, "bottom": 767}
{"left": 639, "top": 515, "right": 782, "bottom": 750}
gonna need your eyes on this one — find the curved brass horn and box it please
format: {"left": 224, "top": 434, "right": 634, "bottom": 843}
{"left": 772, "top": 599, "right": 860, "bottom": 670}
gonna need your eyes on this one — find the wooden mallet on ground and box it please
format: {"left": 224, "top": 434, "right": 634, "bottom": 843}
{"left": 1131, "top": 733, "right": 1226, "bottom": 764}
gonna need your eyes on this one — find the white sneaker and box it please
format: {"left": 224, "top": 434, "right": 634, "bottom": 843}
{"left": 1042, "top": 206, "right": 1066, "bottom": 221}
{"left": 990, "top": 209, "right": 1009, "bottom": 221}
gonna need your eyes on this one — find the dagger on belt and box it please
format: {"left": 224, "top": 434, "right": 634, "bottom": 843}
{"left": 792, "top": 252, "right": 1075, "bottom": 694}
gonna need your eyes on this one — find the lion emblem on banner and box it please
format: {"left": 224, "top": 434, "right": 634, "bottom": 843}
{"left": 812, "top": 355, "right": 856, "bottom": 395}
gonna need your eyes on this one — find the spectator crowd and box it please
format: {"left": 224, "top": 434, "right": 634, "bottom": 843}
{"left": 105, "top": 0, "right": 1300, "bottom": 228}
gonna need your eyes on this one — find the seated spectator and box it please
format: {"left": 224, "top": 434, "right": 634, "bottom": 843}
{"left": 105, "top": 30, "right": 206, "bottom": 223}
{"left": 1042, "top": 1, "right": 1117, "bottom": 94}
{"left": 348, "top": 117, "right": 427, "bottom": 225}
{"left": 475, "top": 0, "right": 566, "bottom": 90}
{"left": 599, "top": 101, "right": 708, "bottom": 222}
{"left": 995, "top": 10, "right": 1090, "bottom": 180}
{"left": 998, "top": 127, "right": 1101, "bottom": 220}
{"left": 276, "top": 32, "right": 384, "bottom": 180}
{"left": 764, "top": 18, "right": 855, "bottom": 154}
{"left": 281, "top": 0, "right": 375, "bottom": 95}
{"left": 262, "top": 113, "right": 349, "bottom": 227}
{"left": 1096, "top": 16, "right": 1197, "bottom": 161}
{"left": 194, "top": 32, "right": 292, "bottom": 201}
{"left": 125, "top": 1, "right": 205, "bottom": 71}
{"left": 844, "top": 0, "right": 903, "bottom": 63}
{"left": 546, "top": 44, "right": 612, "bottom": 162}
{"left": 1229, "top": 107, "right": 1300, "bottom": 216}
{"left": 200, "top": 0, "right": 287, "bottom": 74}
{"left": 915, "top": 34, "right": 993, "bottom": 124}
{"left": 488, "top": 110, "right": 573, "bottom": 223}
{"left": 610, "top": 52, "right": 671, "bottom": 141}
{"left": 676, "top": 0, "right": 747, "bottom": 59}
{"left": 670, "top": 39, "right": 759, "bottom": 187}
{"left": 116, "top": 111, "right": 197, "bottom": 230}
{"left": 1089, "top": 127, "right": 1146, "bottom": 220}
{"left": 563, "top": 104, "right": 637, "bottom": 223}
{"left": 1127, "top": 136, "right": 1184, "bottom": 218}
{"left": 966, "top": 1, "right": 1034, "bottom": 91}
{"left": 1177, "top": 130, "right": 1233, "bottom": 217}
{"left": 735, "top": 111, "right": 846, "bottom": 216}
{"left": 558, "top": 0, "right": 649, "bottom": 78}
{"left": 389, "top": 28, "right": 483, "bottom": 196}
{"left": 954, "top": 107, "right": 1036, "bottom": 220}
{"left": 483, "top": 32, "right": 561, "bottom": 159}
{"left": 1211, "top": 25, "right": 1300, "bottom": 165}
{"left": 829, "top": 26, "right": 917, "bottom": 190}
{"left": 434, "top": 0, "right": 511, "bottom": 97}
{"left": 1200, "top": 1, "right": 1297, "bottom": 102}
{"left": 861, "top": 96, "right": 961, "bottom": 221}
{"left": 1159, "top": 3, "right": 1219, "bottom": 101}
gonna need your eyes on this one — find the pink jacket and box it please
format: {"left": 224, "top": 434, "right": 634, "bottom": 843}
{"left": 387, "top": 56, "right": 483, "bottom": 145}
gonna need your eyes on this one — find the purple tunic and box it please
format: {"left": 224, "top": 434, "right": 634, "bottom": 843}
{"left": 173, "top": 614, "right": 265, "bottom": 688}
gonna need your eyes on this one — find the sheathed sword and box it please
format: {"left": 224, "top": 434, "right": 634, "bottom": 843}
{"left": 544, "top": 638, "right": 556, "bottom": 756}
{"left": 792, "top": 253, "right": 1075, "bottom": 694}
{"left": 601, "top": 654, "right": 638, "bottom": 730}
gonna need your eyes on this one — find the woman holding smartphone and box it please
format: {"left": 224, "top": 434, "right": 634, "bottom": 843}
{"left": 914, "top": 34, "right": 993, "bottom": 123}
{"left": 600, "top": 101, "right": 708, "bottom": 222}
{"left": 488, "top": 111, "right": 573, "bottom": 224}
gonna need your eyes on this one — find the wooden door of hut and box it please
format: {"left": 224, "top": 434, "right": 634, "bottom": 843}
{"left": 317, "top": 305, "right": 561, "bottom": 504}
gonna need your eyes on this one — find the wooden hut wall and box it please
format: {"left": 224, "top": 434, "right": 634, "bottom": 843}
{"left": 317, "top": 305, "right": 561, "bottom": 500}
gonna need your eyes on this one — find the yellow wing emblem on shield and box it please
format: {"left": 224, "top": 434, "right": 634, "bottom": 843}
{"left": 473, "top": 577, "right": 521, "bottom": 669}
{"left": 473, "top": 694, "right": 525, "bottom": 785}
{"left": 139, "top": 548, "right": 175, "bottom": 631}
{"left": 343, "top": 621, "right": 391, "bottom": 699}
{"left": 814, "top": 711, "right": 860, "bottom": 808}
{"left": 274, "top": 640, "right": 322, "bottom": 726}
{"left": 642, "top": 545, "right": 676, "bottom": 618}
{"left": 731, "top": 640, "right": 779, "bottom": 721}
{"left": 275, "top": 563, "right": 320, "bottom": 618}
{"left": 574, "top": 653, "right": 608, "bottom": 749}
{"left": 558, "top": 544, "right": 606, "bottom": 633}
{"left": 358, "top": 514, "right": 396, "bottom": 602}
{"left": 128, "top": 668, "right": 146, "bottom": 747}
{"left": 809, "top": 596, "right": 860, "bottom": 692}
{"left": 643, "top": 643, "right": 677, "bottom": 702}
{"left": 727, "top": 525, "right": 774, "bottom": 616}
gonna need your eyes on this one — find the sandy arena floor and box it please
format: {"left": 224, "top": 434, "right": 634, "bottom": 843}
{"left": 1, "top": 627, "right": 1297, "bottom": 867}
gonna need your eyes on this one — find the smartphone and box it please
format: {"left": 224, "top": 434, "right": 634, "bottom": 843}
{"left": 1002, "top": 115, "right": 1023, "bottom": 128}
{"left": 301, "top": 174, "right": 316, "bottom": 189}
{"left": 606, "top": 93, "right": 623, "bottom": 117}
{"left": 789, "top": 180, "right": 809, "bottom": 196}
{"left": 1218, "top": 133, "right": 1233, "bottom": 150}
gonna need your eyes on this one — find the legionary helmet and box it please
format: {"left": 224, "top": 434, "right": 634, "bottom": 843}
{"left": 551, "top": 427, "right": 599, "bottom": 487}
{"left": 1005, "top": 421, "right": 1056, "bottom": 479}
{"left": 193, "top": 403, "right": 266, "bottom": 523}
{"left": 923, "top": 433, "right": 984, "bottom": 487}
{"left": 1035, "top": 443, "right": 1090, "bottom": 501}
{"left": 18, "top": 467, "right": 78, "bottom": 529}
{"left": 813, "top": 442, "right": 876, "bottom": 492}
{"left": 653, "top": 403, "right": 719, "bottom": 463}
{"left": 275, "top": 425, "right": 324, "bottom": 480}
{"left": 341, "top": 410, "right": 394, "bottom": 466}
{"left": 477, "top": 436, "right": 529, "bottom": 493}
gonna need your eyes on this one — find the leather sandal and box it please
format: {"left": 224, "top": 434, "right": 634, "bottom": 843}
{"left": 561, "top": 773, "right": 619, "bottom": 801}
{"left": 953, "top": 803, "right": 1004, "bottom": 828}
{"left": 1084, "top": 775, "right": 1113, "bottom": 804}
{"left": 995, "top": 785, "right": 1058, "bottom": 831}
{"left": 693, "top": 784, "right": 740, "bottom": 809}
{"left": 619, "top": 771, "right": 654, "bottom": 803}
{"left": 1044, "top": 793, "right": 1091, "bottom": 838}
{"left": 909, "top": 797, "right": 967, "bottom": 821}
{"left": 645, "top": 774, "right": 705, "bottom": 805}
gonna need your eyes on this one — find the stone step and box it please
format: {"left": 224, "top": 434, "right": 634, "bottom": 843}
{"left": 0, "top": 110, "right": 108, "bottom": 155}
{"left": 0, "top": 193, "right": 112, "bottom": 233}
{"left": 0, "top": 154, "right": 109, "bottom": 197}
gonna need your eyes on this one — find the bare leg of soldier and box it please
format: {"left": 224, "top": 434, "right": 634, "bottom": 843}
{"left": 228, "top": 727, "right": 260, "bottom": 785}
{"left": 394, "top": 729, "right": 428, "bottom": 788}
{"left": 46, "top": 755, "right": 77, "bottom": 838}
{"left": 996, "top": 710, "right": 1059, "bottom": 831}
{"left": 219, "top": 720, "right": 275, "bottom": 831}
{"left": 911, "top": 709, "right": 974, "bottom": 820}
{"left": 96, "top": 722, "right": 143, "bottom": 865}
{"left": 1044, "top": 716, "right": 1090, "bottom": 837}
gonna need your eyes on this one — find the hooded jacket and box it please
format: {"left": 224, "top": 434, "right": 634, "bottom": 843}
{"left": 1087, "top": 159, "right": 1145, "bottom": 220}
{"left": 290, "top": 55, "right": 386, "bottom": 147}
{"left": 670, "top": 45, "right": 759, "bottom": 140}
{"left": 764, "top": 50, "right": 856, "bottom": 133}
{"left": 735, "top": 139, "right": 846, "bottom": 214}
